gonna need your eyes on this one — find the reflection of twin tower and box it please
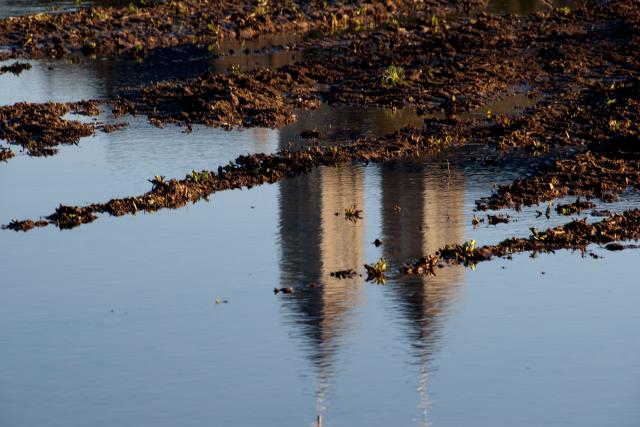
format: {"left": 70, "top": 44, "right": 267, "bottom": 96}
{"left": 276, "top": 111, "right": 466, "bottom": 422}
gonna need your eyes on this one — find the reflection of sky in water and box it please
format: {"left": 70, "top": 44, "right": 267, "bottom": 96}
{"left": 2, "top": 159, "right": 639, "bottom": 426}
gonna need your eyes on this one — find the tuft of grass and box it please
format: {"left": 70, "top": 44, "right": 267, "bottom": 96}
{"left": 365, "top": 258, "right": 387, "bottom": 284}
{"left": 381, "top": 65, "right": 405, "bottom": 88}
{"left": 344, "top": 205, "right": 363, "bottom": 222}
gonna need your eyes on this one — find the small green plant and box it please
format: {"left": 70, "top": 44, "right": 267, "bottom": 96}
{"left": 555, "top": 6, "right": 571, "bottom": 16}
{"left": 461, "top": 240, "right": 476, "bottom": 255}
{"left": 365, "top": 258, "right": 387, "bottom": 284}
{"left": 381, "top": 65, "right": 405, "bottom": 88}
{"left": 188, "top": 170, "right": 210, "bottom": 183}
{"left": 426, "top": 134, "right": 454, "bottom": 148}
{"left": 530, "top": 227, "right": 548, "bottom": 241}
{"left": 430, "top": 15, "right": 440, "bottom": 32}
{"left": 254, "top": 0, "right": 269, "bottom": 16}
{"left": 344, "top": 205, "right": 363, "bottom": 223}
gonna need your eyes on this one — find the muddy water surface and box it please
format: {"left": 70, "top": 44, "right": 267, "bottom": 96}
{"left": 1, "top": 2, "right": 640, "bottom": 427}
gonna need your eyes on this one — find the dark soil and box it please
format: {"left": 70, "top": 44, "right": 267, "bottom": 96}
{"left": 0, "top": 102, "right": 98, "bottom": 156}
{"left": 0, "top": 0, "right": 471, "bottom": 60}
{"left": 403, "top": 209, "right": 640, "bottom": 274}
{"left": 475, "top": 150, "right": 640, "bottom": 211}
{"left": 0, "top": 146, "right": 14, "bottom": 161}
{"left": 0, "top": 61, "right": 31, "bottom": 75}
{"left": 0, "top": 101, "right": 129, "bottom": 158}
{"left": 113, "top": 67, "right": 317, "bottom": 128}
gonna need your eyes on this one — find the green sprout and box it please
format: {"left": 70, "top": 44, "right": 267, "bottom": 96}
{"left": 365, "top": 258, "right": 387, "bottom": 284}
{"left": 381, "top": 65, "right": 405, "bottom": 88}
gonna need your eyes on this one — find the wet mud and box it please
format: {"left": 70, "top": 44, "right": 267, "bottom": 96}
{"left": 113, "top": 66, "right": 317, "bottom": 128}
{"left": 0, "top": 146, "right": 14, "bottom": 161}
{"left": 0, "top": 0, "right": 471, "bottom": 60}
{"left": 108, "top": 1, "right": 638, "bottom": 132}
{"left": 0, "top": 61, "right": 31, "bottom": 74}
{"left": 475, "top": 150, "right": 640, "bottom": 211}
{"left": 0, "top": 101, "right": 97, "bottom": 156}
{"left": 0, "top": 100, "right": 126, "bottom": 157}
{"left": 402, "top": 209, "right": 640, "bottom": 274}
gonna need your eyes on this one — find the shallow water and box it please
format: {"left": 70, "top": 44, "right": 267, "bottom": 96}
{"left": 1, "top": 2, "right": 640, "bottom": 427}
{"left": 2, "top": 159, "right": 639, "bottom": 427}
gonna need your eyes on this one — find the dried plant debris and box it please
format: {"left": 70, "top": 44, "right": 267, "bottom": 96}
{"left": 329, "top": 269, "right": 357, "bottom": 279}
{"left": 3, "top": 0, "right": 640, "bottom": 254}
{"left": 487, "top": 214, "right": 511, "bottom": 225}
{"left": 300, "top": 129, "right": 321, "bottom": 139}
{"left": 2, "top": 219, "right": 48, "bottom": 232}
{"left": 471, "top": 215, "right": 484, "bottom": 228}
{"left": 401, "top": 255, "right": 439, "bottom": 276}
{"left": 0, "top": 61, "right": 31, "bottom": 75}
{"left": 100, "top": 122, "right": 130, "bottom": 133}
{"left": 402, "top": 210, "right": 640, "bottom": 274}
{"left": 42, "top": 0, "right": 628, "bottom": 134}
{"left": 3, "top": 125, "right": 461, "bottom": 231}
{"left": 0, "top": 146, "right": 14, "bottom": 162}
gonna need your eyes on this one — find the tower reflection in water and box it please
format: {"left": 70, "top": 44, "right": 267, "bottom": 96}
{"left": 380, "top": 161, "right": 466, "bottom": 425}
{"left": 277, "top": 107, "right": 465, "bottom": 425}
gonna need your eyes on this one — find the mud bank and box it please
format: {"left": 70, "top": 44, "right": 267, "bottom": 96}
{"left": 402, "top": 209, "right": 640, "bottom": 275}
{"left": 2, "top": 122, "right": 461, "bottom": 230}
{"left": 0, "top": 0, "right": 473, "bottom": 60}
{"left": 0, "top": 100, "right": 128, "bottom": 157}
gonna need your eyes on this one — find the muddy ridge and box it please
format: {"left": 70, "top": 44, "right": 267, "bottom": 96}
{"left": 475, "top": 150, "right": 640, "bottom": 211}
{"left": 0, "top": 101, "right": 99, "bottom": 157}
{"left": 114, "top": 66, "right": 317, "bottom": 128}
{"left": 2, "top": 123, "right": 461, "bottom": 231}
{"left": 112, "top": 1, "right": 638, "bottom": 135}
{"left": 0, "top": 61, "right": 31, "bottom": 75}
{"left": 0, "top": 0, "right": 474, "bottom": 60}
{"left": 402, "top": 209, "right": 640, "bottom": 275}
